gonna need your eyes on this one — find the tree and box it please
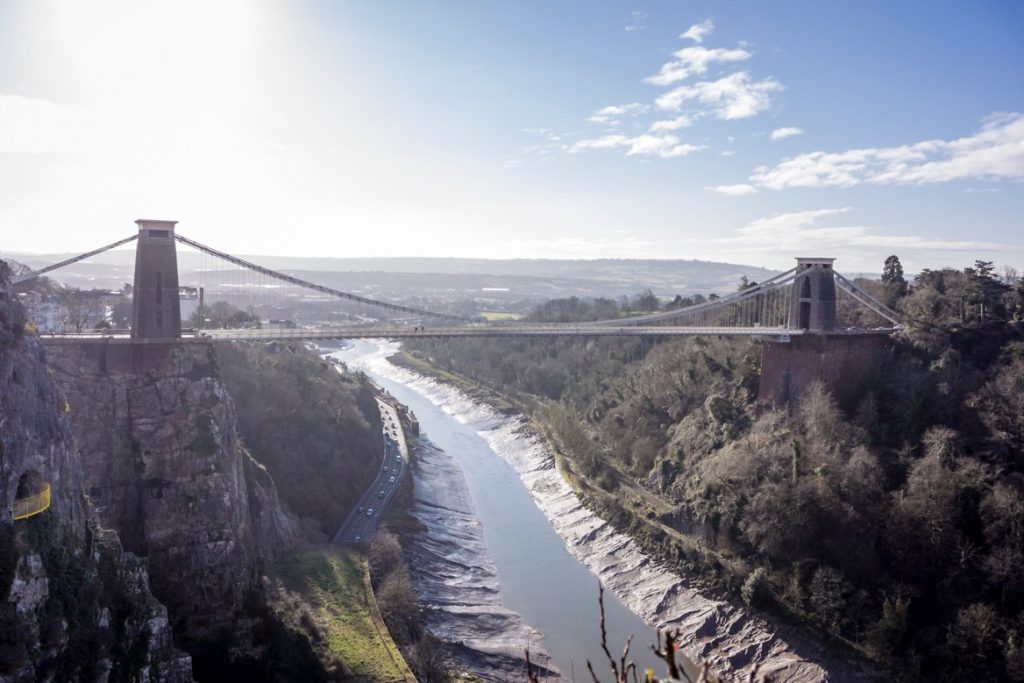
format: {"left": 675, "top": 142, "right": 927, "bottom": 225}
{"left": 410, "top": 633, "right": 450, "bottom": 683}
{"left": 375, "top": 567, "right": 418, "bottom": 643}
{"left": 60, "top": 289, "right": 105, "bottom": 332}
{"left": 963, "top": 260, "right": 1010, "bottom": 321}
{"left": 369, "top": 529, "right": 403, "bottom": 585}
{"left": 882, "top": 255, "right": 907, "bottom": 306}
{"left": 192, "top": 300, "right": 259, "bottom": 329}
{"left": 883, "top": 255, "right": 906, "bottom": 287}
{"left": 945, "top": 603, "right": 1004, "bottom": 679}
{"left": 737, "top": 276, "right": 758, "bottom": 292}
{"left": 632, "top": 289, "right": 660, "bottom": 312}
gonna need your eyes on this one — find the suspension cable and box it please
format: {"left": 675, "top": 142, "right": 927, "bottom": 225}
{"left": 174, "top": 233, "right": 469, "bottom": 323}
{"left": 833, "top": 272, "right": 903, "bottom": 325}
{"left": 11, "top": 234, "right": 139, "bottom": 285}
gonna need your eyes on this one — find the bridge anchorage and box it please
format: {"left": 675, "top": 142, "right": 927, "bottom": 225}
{"left": 13, "top": 219, "right": 901, "bottom": 402}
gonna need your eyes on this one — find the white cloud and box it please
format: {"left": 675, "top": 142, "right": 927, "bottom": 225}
{"left": 750, "top": 113, "right": 1024, "bottom": 189}
{"left": 571, "top": 134, "right": 632, "bottom": 151}
{"left": 648, "top": 115, "right": 694, "bottom": 132}
{"left": 770, "top": 126, "right": 804, "bottom": 141}
{"left": 571, "top": 133, "right": 704, "bottom": 158}
{"left": 655, "top": 71, "right": 783, "bottom": 120}
{"left": 644, "top": 46, "right": 751, "bottom": 86}
{"left": 625, "top": 11, "right": 647, "bottom": 32}
{"left": 707, "top": 184, "right": 757, "bottom": 195}
{"left": 587, "top": 102, "right": 650, "bottom": 125}
{"left": 558, "top": 19, "right": 781, "bottom": 161}
{"left": 680, "top": 19, "right": 714, "bottom": 43}
{"left": 732, "top": 208, "right": 1004, "bottom": 253}
{"left": 672, "top": 207, "right": 1018, "bottom": 271}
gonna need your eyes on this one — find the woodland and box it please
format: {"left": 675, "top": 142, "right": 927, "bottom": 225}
{"left": 404, "top": 259, "right": 1024, "bottom": 680}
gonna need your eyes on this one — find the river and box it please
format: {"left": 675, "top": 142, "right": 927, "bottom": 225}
{"left": 330, "top": 339, "right": 853, "bottom": 683}
{"left": 331, "top": 339, "right": 672, "bottom": 680}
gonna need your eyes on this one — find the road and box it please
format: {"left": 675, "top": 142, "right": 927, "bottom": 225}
{"left": 333, "top": 397, "right": 410, "bottom": 545}
{"left": 36, "top": 324, "right": 814, "bottom": 346}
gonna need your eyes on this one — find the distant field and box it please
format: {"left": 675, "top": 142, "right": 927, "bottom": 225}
{"left": 480, "top": 311, "right": 523, "bottom": 321}
{"left": 280, "top": 547, "right": 412, "bottom": 680}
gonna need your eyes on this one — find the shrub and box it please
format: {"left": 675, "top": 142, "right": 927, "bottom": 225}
{"left": 741, "top": 567, "right": 770, "bottom": 608}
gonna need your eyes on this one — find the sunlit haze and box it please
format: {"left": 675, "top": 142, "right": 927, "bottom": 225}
{"left": 1, "top": 0, "right": 1022, "bottom": 271}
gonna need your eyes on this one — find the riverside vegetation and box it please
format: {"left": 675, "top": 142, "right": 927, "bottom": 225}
{"left": 218, "top": 341, "right": 450, "bottom": 681}
{"left": 400, "top": 258, "right": 1024, "bottom": 681}
{"left": 216, "top": 342, "right": 383, "bottom": 537}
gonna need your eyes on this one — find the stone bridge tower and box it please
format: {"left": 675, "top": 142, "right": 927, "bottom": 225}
{"left": 759, "top": 257, "right": 888, "bottom": 406}
{"left": 131, "top": 219, "right": 181, "bottom": 340}
{"left": 788, "top": 257, "right": 837, "bottom": 332}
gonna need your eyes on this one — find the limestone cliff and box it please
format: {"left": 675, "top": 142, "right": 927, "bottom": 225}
{"left": 0, "top": 261, "right": 192, "bottom": 682}
{"left": 44, "top": 339, "right": 298, "bottom": 647}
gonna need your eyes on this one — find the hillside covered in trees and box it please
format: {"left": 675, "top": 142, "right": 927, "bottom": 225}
{"left": 402, "top": 259, "right": 1024, "bottom": 680}
{"left": 216, "top": 342, "right": 383, "bottom": 536}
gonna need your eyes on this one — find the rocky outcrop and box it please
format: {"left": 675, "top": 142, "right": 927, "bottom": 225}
{"left": 44, "top": 339, "right": 297, "bottom": 643}
{"left": 0, "top": 260, "right": 192, "bottom": 682}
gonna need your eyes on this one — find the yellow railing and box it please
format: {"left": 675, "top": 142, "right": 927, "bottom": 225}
{"left": 13, "top": 482, "right": 51, "bottom": 521}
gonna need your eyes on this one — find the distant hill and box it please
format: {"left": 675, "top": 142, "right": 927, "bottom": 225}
{"left": 0, "top": 250, "right": 776, "bottom": 301}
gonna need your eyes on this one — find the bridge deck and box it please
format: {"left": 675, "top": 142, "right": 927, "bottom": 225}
{"left": 34, "top": 325, "right": 894, "bottom": 345}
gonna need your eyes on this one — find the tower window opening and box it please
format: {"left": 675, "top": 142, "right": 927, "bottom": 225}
{"left": 156, "top": 272, "right": 163, "bottom": 327}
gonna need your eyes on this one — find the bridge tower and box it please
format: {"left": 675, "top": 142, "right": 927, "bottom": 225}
{"left": 788, "top": 257, "right": 837, "bottom": 332}
{"left": 131, "top": 219, "right": 181, "bottom": 340}
{"left": 759, "top": 256, "right": 887, "bottom": 405}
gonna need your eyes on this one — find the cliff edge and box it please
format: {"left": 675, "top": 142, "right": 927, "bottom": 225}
{"left": 0, "top": 260, "right": 192, "bottom": 682}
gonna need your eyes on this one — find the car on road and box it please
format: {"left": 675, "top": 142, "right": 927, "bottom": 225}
{"left": 389, "top": 476, "right": 395, "bottom": 482}
{"left": 357, "top": 506, "right": 364, "bottom": 513}
{"left": 366, "top": 508, "right": 374, "bottom": 516}
{"left": 378, "top": 491, "right": 385, "bottom": 498}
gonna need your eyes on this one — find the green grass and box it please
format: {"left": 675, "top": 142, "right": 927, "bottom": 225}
{"left": 281, "top": 547, "right": 413, "bottom": 682}
{"left": 479, "top": 310, "right": 523, "bottom": 321}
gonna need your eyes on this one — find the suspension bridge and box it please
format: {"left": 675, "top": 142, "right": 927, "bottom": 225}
{"left": 12, "top": 219, "right": 900, "bottom": 344}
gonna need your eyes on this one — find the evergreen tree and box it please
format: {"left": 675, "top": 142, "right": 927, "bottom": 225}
{"left": 882, "top": 255, "right": 907, "bottom": 306}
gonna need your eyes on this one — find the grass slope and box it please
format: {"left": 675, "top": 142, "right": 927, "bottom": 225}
{"left": 280, "top": 547, "right": 413, "bottom": 682}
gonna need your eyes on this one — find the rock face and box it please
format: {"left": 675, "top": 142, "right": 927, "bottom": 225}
{"left": 44, "top": 339, "right": 296, "bottom": 642}
{"left": 0, "top": 261, "right": 192, "bottom": 682}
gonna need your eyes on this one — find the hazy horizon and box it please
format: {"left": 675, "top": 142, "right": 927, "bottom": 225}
{"left": 1, "top": 1, "right": 1021, "bottom": 273}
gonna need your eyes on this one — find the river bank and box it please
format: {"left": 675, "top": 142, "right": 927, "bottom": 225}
{"left": 378, "top": 341, "right": 880, "bottom": 682}
{"left": 404, "top": 437, "right": 557, "bottom": 680}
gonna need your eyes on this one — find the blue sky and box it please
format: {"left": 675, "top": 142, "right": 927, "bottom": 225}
{"left": 0, "top": 0, "right": 1021, "bottom": 272}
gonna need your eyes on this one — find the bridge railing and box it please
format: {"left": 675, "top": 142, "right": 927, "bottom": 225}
{"left": 13, "top": 482, "right": 51, "bottom": 521}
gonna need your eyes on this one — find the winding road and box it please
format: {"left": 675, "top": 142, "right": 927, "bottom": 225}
{"left": 333, "top": 397, "right": 409, "bottom": 545}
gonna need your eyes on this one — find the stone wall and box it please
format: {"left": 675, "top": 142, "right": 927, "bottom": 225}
{"left": 758, "top": 332, "right": 890, "bottom": 406}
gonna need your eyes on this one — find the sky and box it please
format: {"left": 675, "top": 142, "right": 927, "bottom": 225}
{"left": 0, "top": 0, "right": 1022, "bottom": 272}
